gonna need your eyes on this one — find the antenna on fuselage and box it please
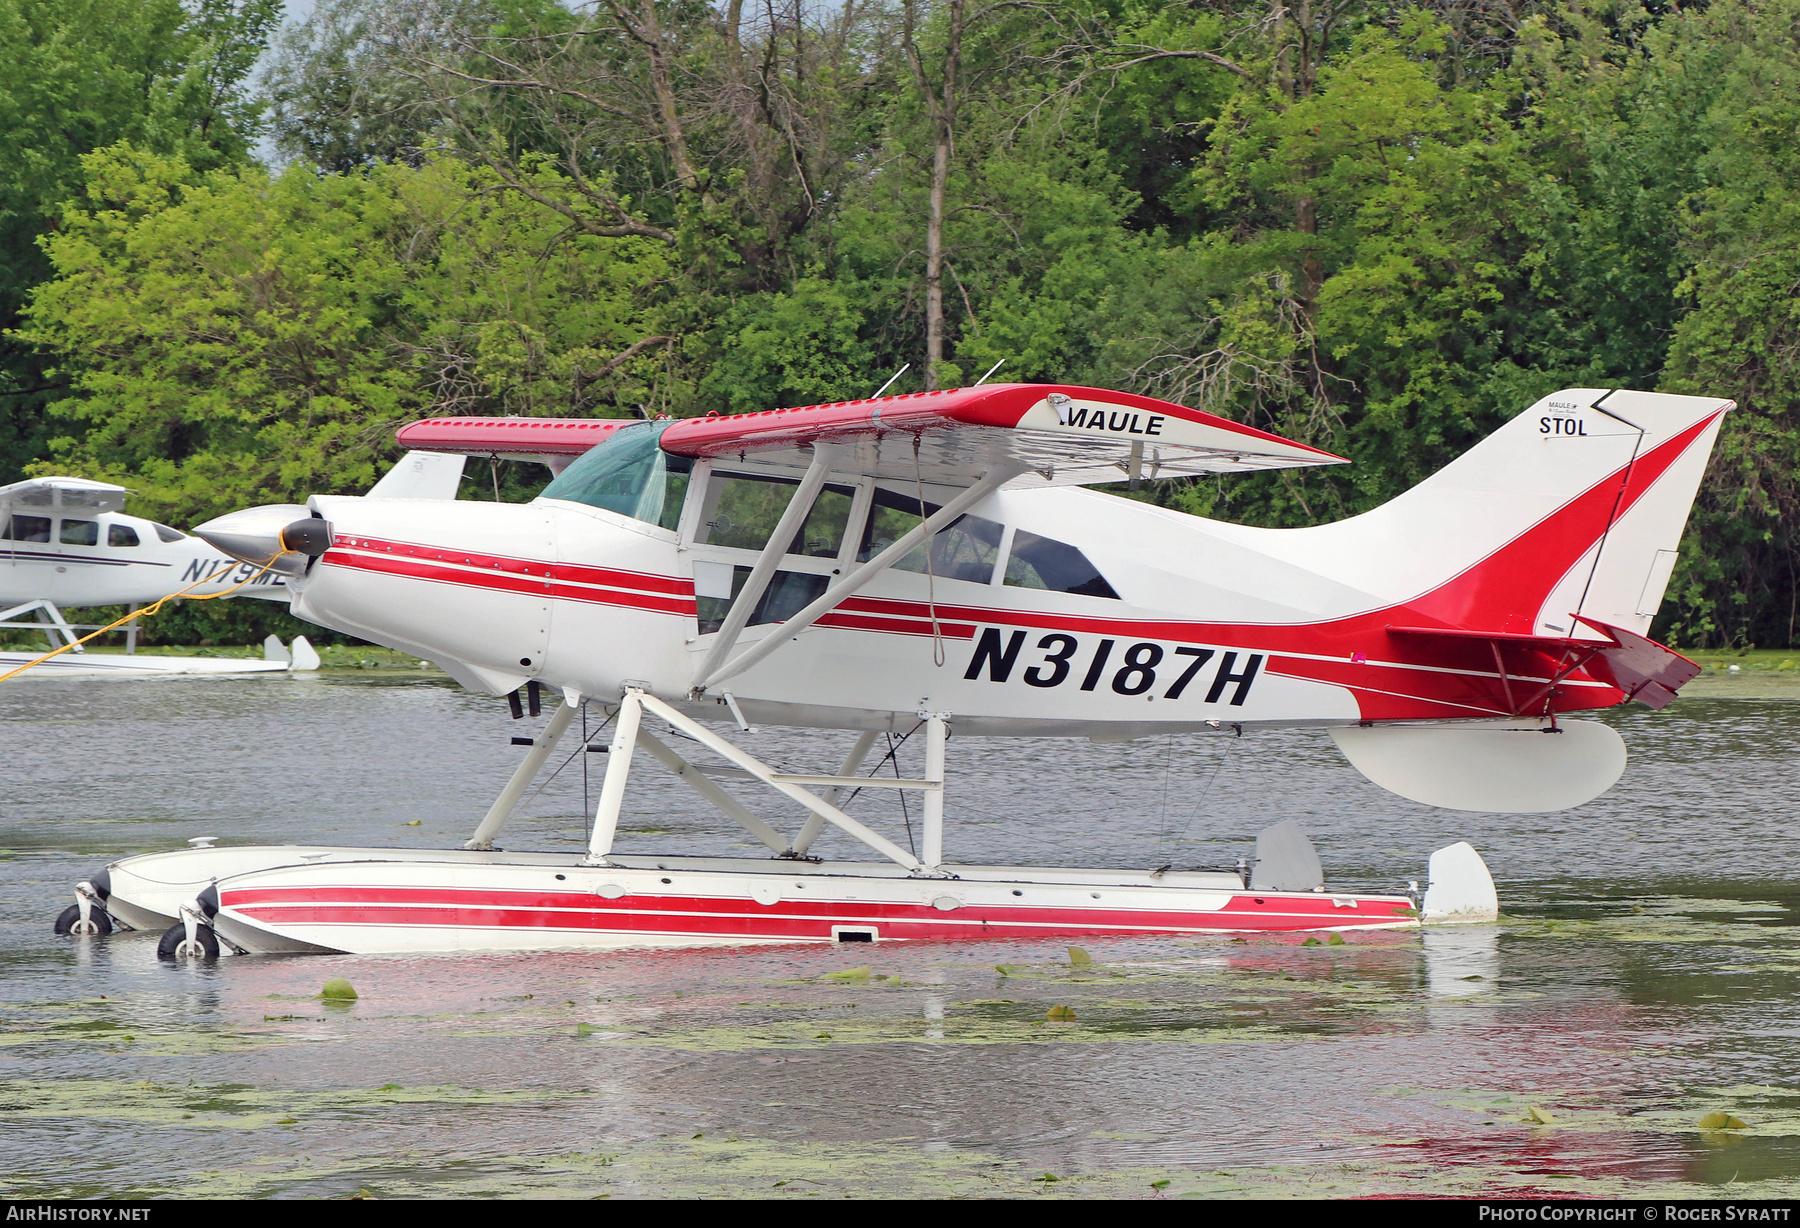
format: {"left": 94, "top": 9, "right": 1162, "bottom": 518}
{"left": 973, "top": 358, "right": 1005, "bottom": 386}
{"left": 871, "top": 364, "right": 910, "bottom": 398}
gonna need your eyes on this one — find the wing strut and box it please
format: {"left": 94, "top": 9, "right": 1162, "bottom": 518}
{"left": 633, "top": 726, "right": 791, "bottom": 854}
{"left": 689, "top": 446, "right": 841, "bottom": 689}
{"left": 0, "top": 600, "right": 84, "bottom": 652}
{"left": 694, "top": 463, "right": 1025, "bottom": 693}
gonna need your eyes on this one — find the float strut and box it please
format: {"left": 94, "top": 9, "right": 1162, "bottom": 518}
{"left": 585, "top": 688, "right": 644, "bottom": 863}
{"left": 921, "top": 713, "right": 948, "bottom": 870}
{"left": 466, "top": 698, "right": 580, "bottom": 850}
{"left": 789, "top": 730, "right": 880, "bottom": 857}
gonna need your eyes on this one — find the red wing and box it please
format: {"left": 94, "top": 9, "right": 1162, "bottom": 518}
{"left": 394, "top": 417, "right": 633, "bottom": 458}
{"left": 659, "top": 384, "right": 1344, "bottom": 488}
{"left": 393, "top": 384, "right": 1343, "bottom": 489}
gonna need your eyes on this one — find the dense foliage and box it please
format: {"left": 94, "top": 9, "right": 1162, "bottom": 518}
{"left": 7, "top": 0, "right": 1800, "bottom": 646}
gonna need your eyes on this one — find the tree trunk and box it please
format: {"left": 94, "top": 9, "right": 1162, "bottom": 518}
{"left": 614, "top": 0, "right": 709, "bottom": 203}
{"left": 904, "top": 0, "right": 963, "bottom": 391}
{"left": 925, "top": 114, "right": 950, "bottom": 389}
{"left": 1296, "top": 194, "right": 1323, "bottom": 304}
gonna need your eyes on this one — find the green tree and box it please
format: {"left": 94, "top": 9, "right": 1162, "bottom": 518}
{"left": 1657, "top": 0, "right": 1800, "bottom": 647}
{"left": 0, "top": 0, "right": 278, "bottom": 481}
{"left": 15, "top": 147, "right": 669, "bottom": 526}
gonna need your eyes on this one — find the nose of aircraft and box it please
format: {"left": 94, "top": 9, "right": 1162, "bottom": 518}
{"left": 192, "top": 504, "right": 332, "bottom": 579}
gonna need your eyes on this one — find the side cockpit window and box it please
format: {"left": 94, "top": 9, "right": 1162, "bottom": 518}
{"left": 858, "top": 489, "right": 1003, "bottom": 584}
{"left": 109, "top": 524, "right": 140, "bottom": 547}
{"left": 2, "top": 515, "right": 51, "bottom": 542}
{"left": 695, "top": 472, "right": 854, "bottom": 557}
{"left": 1004, "top": 530, "right": 1119, "bottom": 599}
{"left": 540, "top": 421, "right": 690, "bottom": 530}
{"left": 59, "top": 519, "right": 98, "bottom": 546}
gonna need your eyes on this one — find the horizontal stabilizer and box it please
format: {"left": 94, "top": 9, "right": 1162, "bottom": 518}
{"left": 1331, "top": 718, "right": 1626, "bottom": 813}
{"left": 1387, "top": 619, "right": 1699, "bottom": 709}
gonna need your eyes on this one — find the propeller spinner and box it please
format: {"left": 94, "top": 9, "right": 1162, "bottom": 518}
{"left": 192, "top": 505, "right": 333, "bottom": 579}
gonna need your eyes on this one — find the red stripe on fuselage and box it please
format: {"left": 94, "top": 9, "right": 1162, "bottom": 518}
{"left": 323, "top": 548, "right": 698, "bottom": 616}
{"left": 330, "top": 535, "right": 692, "bottom": 595}
{"left": 814, "top": 612, "right": 978, "bottom": 640}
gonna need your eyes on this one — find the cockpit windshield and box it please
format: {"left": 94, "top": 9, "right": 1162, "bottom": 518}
{"left": 539, "top": 421, "right": 691, "bottom": 531}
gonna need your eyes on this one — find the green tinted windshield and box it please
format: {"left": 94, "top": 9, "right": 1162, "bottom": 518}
{"left": 539, "top": 421, "right": 690, "bottom": 530}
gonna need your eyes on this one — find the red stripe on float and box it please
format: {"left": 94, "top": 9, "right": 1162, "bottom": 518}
{"left": 220, "top": 884, "right": 1416, "bottom": 940}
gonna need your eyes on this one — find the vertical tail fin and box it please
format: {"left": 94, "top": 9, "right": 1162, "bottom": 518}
{"left": 1270, "top": 389, "right": 1731, "bottom": 638}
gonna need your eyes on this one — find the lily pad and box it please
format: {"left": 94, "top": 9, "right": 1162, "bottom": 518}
{"left": 1698, "top": 1112, "right": 1749, "bottom": 1130}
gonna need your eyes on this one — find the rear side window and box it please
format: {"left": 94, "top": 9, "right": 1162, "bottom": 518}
{"left": 857, "top": 489, "right": 1003, "bottom": 584}
{"left": 108, "top": 524, "right": 140, "bottom": 547}
{"left": 1004, "top": 530, "right": 1119, "bottom": 599}
{"left": 59, "top": 519, "right": 98, "bottom": 546}
{"left": 2, "top": 515, "right": 50, "bottom": 542}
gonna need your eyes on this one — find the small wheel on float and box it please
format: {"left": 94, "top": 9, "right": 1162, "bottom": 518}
{"left": 54, "top": 903, "right": 113, "bottom": 936}
{"left": 156, "top": 921, "right": 220, "bottom": 961}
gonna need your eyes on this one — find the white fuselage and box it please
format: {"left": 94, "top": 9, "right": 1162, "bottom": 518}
{"left": 1, "top": 509, "right": 288, "bottom": 608}
{"left": 286, "top": 484, "right": 1359, "bottom": 736}
{"left": 280, "top": 388, "right": 1730, "bottom": 737}
{"left": 280, "top": 479, "right": 1507, "bottom": 737}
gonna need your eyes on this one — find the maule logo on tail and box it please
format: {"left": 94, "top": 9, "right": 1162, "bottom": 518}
{"left": 1540, "top": 416, "right": 1589, "bottom": 436}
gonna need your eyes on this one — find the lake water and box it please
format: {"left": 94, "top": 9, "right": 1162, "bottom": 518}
{"left": 1, "top": 672, "right": 1797, "bottom": 1198}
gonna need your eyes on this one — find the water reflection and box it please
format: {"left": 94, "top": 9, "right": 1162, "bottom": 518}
{"left": 1424, "top": 926, "right": 1500, "bottom": 998}
{"left": 2, "top": 678, "right": 1799, "bottom": 1196}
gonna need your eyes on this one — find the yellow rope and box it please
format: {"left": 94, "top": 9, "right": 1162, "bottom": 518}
{"left": 0, "top": 558, "right": 288, "bottom": 684}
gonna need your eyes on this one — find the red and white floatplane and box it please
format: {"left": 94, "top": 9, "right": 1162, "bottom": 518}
{"left": 64, "top": 382, "right": 1730, "bottom": 958}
